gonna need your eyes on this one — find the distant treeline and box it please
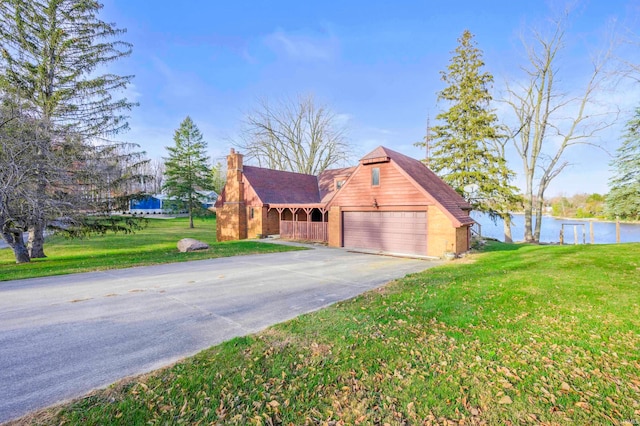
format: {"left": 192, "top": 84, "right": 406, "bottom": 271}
{"left": 548, "top": 193, "right": 605, "bottom": 219}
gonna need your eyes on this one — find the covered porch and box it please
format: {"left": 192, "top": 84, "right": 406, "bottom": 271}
{"left": 268, "top": 203, "right": 328, "bottom": 243}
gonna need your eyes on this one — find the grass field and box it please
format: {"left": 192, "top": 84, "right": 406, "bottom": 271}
{"left": 19, "top": 241, "right": 640, "bottom": 425}
{"left": 0, "top": 217, "right": 301, "bottom": 282}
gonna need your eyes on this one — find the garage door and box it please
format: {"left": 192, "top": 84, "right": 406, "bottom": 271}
{"left": 343, "top": 211, "right": 427, "bottom": 255}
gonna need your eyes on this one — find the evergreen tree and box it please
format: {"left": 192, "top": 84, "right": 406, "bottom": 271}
{"left": 606, "top": 108, "right": 640, "bottom": 220}
{"left": 163, "top": 117, "right": 212, "bottom": 229}
{"left": 210, "top": 161, "right": 226, "bottom": 195}
{"left": 0, "top": 102, "right": 42, "bottom": 263}
{"left": 420, "top": 30, "right": 518, "bottom": 221}
{"left": 0, "top": 0, "right": 137, "bottom": 258}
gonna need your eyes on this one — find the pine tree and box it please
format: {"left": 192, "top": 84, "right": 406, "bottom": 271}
{"left": 605, "top": 108, "right": 640, "bottom": 220}
{"left": 0, "top": 0, "right": 137, "bottom": 258}
{"left": 420, "top": 30, "right": 519, "bottom": 221}
{"left": 163, "top": 117, "right": 212, "bottom": 229}
{"left": 0, "top": 102, "right": 42, "bottom": 263}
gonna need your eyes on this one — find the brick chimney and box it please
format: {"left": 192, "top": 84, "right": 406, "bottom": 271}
{"left": 225, "top": 148, "right": 244, "bottom": 202}
{"left": 216, "top": 148, "right": 247, "bottom": 241}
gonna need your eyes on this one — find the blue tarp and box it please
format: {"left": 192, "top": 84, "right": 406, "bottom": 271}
{"left": 130, "top": 196, "right": 162, "bottom": 210}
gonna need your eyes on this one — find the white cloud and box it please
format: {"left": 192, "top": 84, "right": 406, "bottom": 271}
{"left": 263, "top": 27, "right": 339, "bottom": 61}
{"left": 122, "top": 82, "right": 142, "bottom": 103}
{"left": 151, "top": 56, "right": 199, "bottom": 98}
{"left": 333, "top": 112, "right": 353, "bottom": 128}
{"left": 364, "top": 126, "right": 393, "bottom": 135}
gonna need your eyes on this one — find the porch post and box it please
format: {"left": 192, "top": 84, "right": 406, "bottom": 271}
{"left": 275, "top": 208, "right": 285, "bottom": 237}
{"left": 319, "top": 208, "right": 328, "bottom": 242}
{"left": 290, "top": 208, "right": 299, "bottom": 239}
{"left": 303, "top": 208, "right": 312, "bottom": 241}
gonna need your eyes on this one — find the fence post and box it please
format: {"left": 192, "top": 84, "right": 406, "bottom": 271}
{"left": 616, "top": 217, "right": 620, "bottom": 244}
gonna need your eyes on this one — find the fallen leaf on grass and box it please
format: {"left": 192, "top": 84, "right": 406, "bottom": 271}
{"left": 498, "top": 395, "right": 513, "bottom": 404}
{"left": 574, "top": 401, "right": 590, "bottom": 410}
{"left": 560, "top": 382, "right": 572, "bottom": 393}
{"left": 407, "top": 401, "right": 416, "bottom": 417}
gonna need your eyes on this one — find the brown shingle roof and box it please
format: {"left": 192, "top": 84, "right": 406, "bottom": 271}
{"left": 243, "top": 166, "right": 321, "bottom": 204}
{"left": 216, "top": 147, "right": 474, "bottom": 228}
{"left": 374, "top": 147, "right": 474, "bottom": 227}
{"left": 360, "top": 146, "right": 390, "bottom": 163}
{"left": 317, "top": 167, "right": 356, "bottom": 201}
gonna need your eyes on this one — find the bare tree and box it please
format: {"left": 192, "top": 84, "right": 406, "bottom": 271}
{"left": 237, "top": 94, "right": 350, "bottom": 175}
{"left": 149, "top": 159, "right": 166, "bottom": 194}
{"left": 490, "top": 136, "right": 522, "bottom": 243}
{"left": 504, "top": 13, "right": 617, "bottom": 242}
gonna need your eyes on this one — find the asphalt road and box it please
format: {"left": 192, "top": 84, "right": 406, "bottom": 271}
{"left": 0, "top": 244, "right": 438, "bottom": 423}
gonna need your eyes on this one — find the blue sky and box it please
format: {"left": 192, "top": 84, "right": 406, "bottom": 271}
{"left": 100, "top": 0, "right": 640, "bottom": 196}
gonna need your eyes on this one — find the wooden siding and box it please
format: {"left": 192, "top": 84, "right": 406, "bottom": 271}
{"left": 329, "top": 162, "right": 430, "bottom": 208}
{"left": 243, "top": 179, "right": 263, "bottom": 207}
{"left": 426, "top": 207, "right": 458, "bottom": 257}
{"left": 280, "top": 221, "right": 327, "bottom": 242}
{"left": 456, "top": 225, "right": 470, "bottom": 254}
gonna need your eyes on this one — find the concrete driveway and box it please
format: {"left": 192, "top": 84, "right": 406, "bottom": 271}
{"left": 0, "top": 244, "right": 439, "bottom": 423}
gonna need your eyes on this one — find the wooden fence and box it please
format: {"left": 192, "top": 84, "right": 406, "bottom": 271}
{"left": 280, "top": 220, "right": 327, "bottom": 242}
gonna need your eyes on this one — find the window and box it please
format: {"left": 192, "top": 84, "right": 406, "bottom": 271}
{"left": 336, "top": 179, "right": 345, "bottom": 190}
{"left": 250, "top": 207, "right": 254, "bottom": 219}
{"left": 371, "top": 167, "right": 380, "bottom": 186}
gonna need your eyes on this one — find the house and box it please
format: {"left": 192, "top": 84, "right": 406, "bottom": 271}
{"left": 215, "top": 146, "right": 474, "bottom": 257}
{"left": 129, "top": 191, "right": 218, "bottom": 214}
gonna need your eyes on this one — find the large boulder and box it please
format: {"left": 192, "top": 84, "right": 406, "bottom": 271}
{"left": 177, "top": 238, "right": 209, "bottom": 253}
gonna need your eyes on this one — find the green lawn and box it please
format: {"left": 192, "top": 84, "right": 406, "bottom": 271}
{"left": 22, "top": 242, "right": 640, "bottom": 425}
{"left": 0, "top": 217, "right": 301, "bottom": 282}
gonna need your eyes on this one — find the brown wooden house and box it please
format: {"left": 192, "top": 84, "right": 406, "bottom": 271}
{"left": 216, "top": 146, "right": 474, "bottom": 257}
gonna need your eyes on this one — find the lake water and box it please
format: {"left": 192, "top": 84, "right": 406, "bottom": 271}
{"left": 471, "top": 212, "right": 640, "bottom": 244}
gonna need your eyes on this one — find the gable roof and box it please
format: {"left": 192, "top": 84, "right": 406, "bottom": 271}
{"left": 374, "top": 146, "right": 474, "bottom": 226}
{"left": 215, "top": 146, "right": 474, "bottom": 228}
{"left": 243, "top": 166, "right": 321, "bottom": 204}
{"left": 317, "top": 167, "right": 356, "bottom": 202}
{"left": 360, "top": 146, "right": 390, "bottom": 164}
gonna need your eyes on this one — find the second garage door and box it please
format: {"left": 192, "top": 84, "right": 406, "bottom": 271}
{"left": 343, "top": 211, "right": 427, "bottom": 256}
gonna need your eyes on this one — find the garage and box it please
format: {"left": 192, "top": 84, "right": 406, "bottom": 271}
{"left": 343, "top": 211, "right": 427, "bottom": 256}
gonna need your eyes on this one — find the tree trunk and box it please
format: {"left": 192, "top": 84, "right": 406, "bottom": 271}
{"left": 13, "top": 237, "right": 30, "bottom": 263}
{"left": 28, "top": 221, "right": 47, "bottom": 258}
{"left": 28, "top": 170, "right": 48, "bottom": 258}
{"left": 188, "top": 202, "right": 194, "bottom": 229}
{"left": 503, "top": 215, "right": 513, "bottom": 243}
{"left": 522, "top": 164, "right": 536, "bottom": 242}
{"left": 1, "top": 230, "right": 31, "bottom": 264}
{"left": 534, "top": 198, "right": 545, "bottom": 243}
{"left": 523, "top": 199, "right": 535, "bottom": 242}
